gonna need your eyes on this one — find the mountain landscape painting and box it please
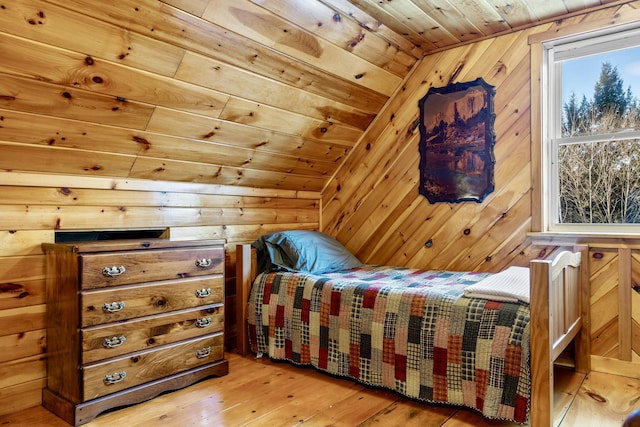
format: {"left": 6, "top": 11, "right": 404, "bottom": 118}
{"left": 418, "top": 78, "right": 496, "bottom": 203}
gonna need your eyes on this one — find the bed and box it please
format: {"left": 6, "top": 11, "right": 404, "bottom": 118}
{"left": 235, "top": 231, "right": 590, "bottom": 427}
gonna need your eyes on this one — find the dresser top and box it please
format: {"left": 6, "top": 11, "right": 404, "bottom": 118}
{"left": 42, "top": 238, "right": 226, "bottom": 254}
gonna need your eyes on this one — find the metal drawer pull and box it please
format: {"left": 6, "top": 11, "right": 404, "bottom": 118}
{"left": 195, "top": 346, "right": 211, "bottom": 359}
{"left": 104, "top": 371, "right": 127, "bottom": 385}
{"left": 103, "top": 301, "right": 125, "bottom": 313}
{"left": 194, "top": 288, "right": 211, "bottom": 298}
{"left": 103, "top": 335, "right": 126, "bottom": 348}
{"left": 102, "top": 265, "right": 126, "bottom": 277}
{"left": 195, "top": 258, "right": 213, "bottom": 268}
{"left": 195, "top": 317, "right": 212, "bottom": 328}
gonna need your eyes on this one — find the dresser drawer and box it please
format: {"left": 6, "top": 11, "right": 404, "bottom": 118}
{"left": 81, "top": 305, "right": 224, "bottom": 364}
{"left": 80, "top": 247, "right": 224, "bottom": 290}
{"left": 81, "top": 276, "right": 223, "bottom": 327}
{"left": 82, "top": 333, "right": 224, "bottom": 400}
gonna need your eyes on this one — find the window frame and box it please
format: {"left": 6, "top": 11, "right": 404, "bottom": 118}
{"left": 536, "top": 21, "right": 640, "bottom": 234}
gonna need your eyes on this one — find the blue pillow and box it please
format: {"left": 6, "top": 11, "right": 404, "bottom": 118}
{"left": 252, "top": 230, "right": 362, "bottom": 274}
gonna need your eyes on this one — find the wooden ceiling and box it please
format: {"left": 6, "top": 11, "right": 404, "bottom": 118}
{"left": 319, "top": 0, "right": 620, "bottom": 53}
{"left": 0, "top": 0, "right": 618, "bottom": 192}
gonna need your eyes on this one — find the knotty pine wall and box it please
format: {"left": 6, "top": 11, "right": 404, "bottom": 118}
{"left": 322, "top": 0, "right": 640, "bottom": 379}
{"left": 323, "top": 22, "right": 541, "bottom": 272}
{"left": 587, "top": 245, "right": 640, "bottom": 372}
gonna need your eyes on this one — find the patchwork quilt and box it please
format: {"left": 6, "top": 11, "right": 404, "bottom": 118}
{"left": 247, "top": 265, "right": 531, "bottom": 423}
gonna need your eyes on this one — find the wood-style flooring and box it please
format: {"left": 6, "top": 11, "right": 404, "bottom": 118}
{"left": 1, "top": 352, "right": 639, "bottom": 427}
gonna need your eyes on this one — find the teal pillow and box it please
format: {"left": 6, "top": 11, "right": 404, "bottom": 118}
{"left": 252, "top": 230, "right": 362, "bottom": 274}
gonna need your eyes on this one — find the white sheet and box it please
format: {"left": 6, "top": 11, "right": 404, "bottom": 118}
{"left": 463, "top": 266, "right": 530, "bottom": 303}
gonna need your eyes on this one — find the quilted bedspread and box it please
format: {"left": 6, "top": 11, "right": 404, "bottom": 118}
{"left": 247, "top": 265, "right": 531, "bottom": 423}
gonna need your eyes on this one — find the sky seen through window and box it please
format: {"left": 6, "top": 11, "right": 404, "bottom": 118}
{"left": 562, "top": 47, "right": 640, "bottom": 102}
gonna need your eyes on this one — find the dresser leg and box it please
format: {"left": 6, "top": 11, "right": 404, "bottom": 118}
{"left": 42, "top": 388, "right": 76, "bottom": 426}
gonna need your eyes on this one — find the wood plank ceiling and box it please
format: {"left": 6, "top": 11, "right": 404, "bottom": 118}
{"left": 0, "top": 0, "right": 616, "bottom": 192}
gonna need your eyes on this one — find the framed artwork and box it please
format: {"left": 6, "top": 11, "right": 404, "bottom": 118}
{"left": 417, "top": 78, "right": 496, "bottom": 203}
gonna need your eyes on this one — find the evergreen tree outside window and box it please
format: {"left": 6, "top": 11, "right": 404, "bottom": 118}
{"left": 542, "top": 24, "right": 640, "bottom": 232}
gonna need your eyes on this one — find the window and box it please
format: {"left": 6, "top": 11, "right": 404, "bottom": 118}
{"left": 542, "top": 24, "right": 640, "bottom": 233}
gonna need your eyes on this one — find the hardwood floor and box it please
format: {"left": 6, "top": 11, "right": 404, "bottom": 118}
{"left": 1, "top": 352, "right": 638, "bottom": 427}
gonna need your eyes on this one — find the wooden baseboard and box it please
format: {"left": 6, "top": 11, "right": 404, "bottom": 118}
{"left": 590, "top": 355, "right": 640, "bottom": 379}
{"left": 42, "top": 360, "right": 229, "bottom": 426}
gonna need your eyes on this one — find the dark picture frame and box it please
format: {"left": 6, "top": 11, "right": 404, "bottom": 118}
{"left": 417, "top": 78, "right": 496, "bottom": 204}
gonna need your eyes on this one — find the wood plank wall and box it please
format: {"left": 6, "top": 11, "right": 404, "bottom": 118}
{"left": 0, "top": 173, "right": 319, "bottom": 417}
{"left": 322, "top": 0, "right": 640, "bottom": 375}
{"left": 322, "top": 23, "right": 543, "bottom": 272}
{"left": 589, "top": 245, "right": 640, "bottom": 367}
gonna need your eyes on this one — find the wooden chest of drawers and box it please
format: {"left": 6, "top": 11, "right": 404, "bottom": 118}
{"left": 41, "top": 239, "right": 229, "bottom": 426}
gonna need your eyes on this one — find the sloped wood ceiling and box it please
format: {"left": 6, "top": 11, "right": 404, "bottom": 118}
{"left": 0, "top": 0, "right": 615, "bottom": 192}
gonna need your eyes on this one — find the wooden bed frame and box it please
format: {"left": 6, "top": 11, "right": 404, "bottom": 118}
{"left": 235, "top": 243, "right": 590, "bottom": 427}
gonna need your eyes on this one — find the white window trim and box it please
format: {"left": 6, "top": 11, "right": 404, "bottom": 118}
{"left": 540, "top": 22, "right": 640, "bottom": 234}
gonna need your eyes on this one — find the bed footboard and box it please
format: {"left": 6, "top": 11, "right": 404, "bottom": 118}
{"left": 530, "top": 245, "right": 590, "bottom": 427}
